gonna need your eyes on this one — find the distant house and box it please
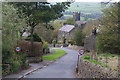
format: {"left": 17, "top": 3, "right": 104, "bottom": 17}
{"left": 57, "top": 12, "right": 87, "bottom": 43}
{"left": 75, "top": 21, "right": 87, "bottom": 28}
{"left": 58, "top": 24, "right": 76, "bottom": 42}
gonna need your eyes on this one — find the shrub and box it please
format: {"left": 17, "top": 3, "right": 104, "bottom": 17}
{"left": 19, "top": 53, "right": 29, "bottom": 69}
{"left": 43, "top": 41, "right": 48, "bottom": 49}
{"left": 42, "top": 41, "right": 49, "bottom": 54}
{"left": 97, "top": 33, "right": 120, "bottom": 54}
{"left": 65, "top": 17, "right": 76, "bottom": 25}
{"left": 82, "top": 56, "right": 90, "bottom": 60}
{"left": 25, "top": 33, "right": 42, "bottom": 42}
{"left": 11, "top": 60, "right": 20, "bottom": 73}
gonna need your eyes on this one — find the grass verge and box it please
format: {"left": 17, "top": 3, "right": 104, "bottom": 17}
{"left": 42, "top": 49, "right": 67, "bottom": 61}
{"left": 82, "top": 56, "right": 109, "bottom": 68}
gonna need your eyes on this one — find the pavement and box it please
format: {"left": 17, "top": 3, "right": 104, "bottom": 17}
{"left": 3, "top": 47, "right": 79, "bottom": 79}
{"left": 3, "top": 60, "right": 54, "bottom": 79}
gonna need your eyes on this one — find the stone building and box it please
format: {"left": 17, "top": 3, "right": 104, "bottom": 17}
{"left": 58, "top": 12, "right": 87, "bottom": 43}
{"left": 58, "top": 24, "right": 76, "bottom": 43}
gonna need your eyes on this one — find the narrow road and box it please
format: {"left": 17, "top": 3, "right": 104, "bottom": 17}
{"left": 24, "top": 47, "right": 78, "bottom": 78}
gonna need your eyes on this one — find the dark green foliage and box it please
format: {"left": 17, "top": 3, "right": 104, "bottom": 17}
{"left": 97, "top": 3, "right": 120, "bottom": 54}
{"left": 73, "top": 29, "right": 85, "bottom": 46}
{"left": 82, "top": 56, "right": 90, "bottom": 60}
{"left": 2, "top": 3, "right": 29, "bottom": 75}
{"left": 97, "top": 32, "right": 120, "bottom": 54}
{"left": 11, "top": 2, "right": 71, "bottom": 52}
{"left": 33, "top": 33, "right": 42, "bottom": 42}
{"left": 12, "top": 2, "right": 71, "bottom": 29}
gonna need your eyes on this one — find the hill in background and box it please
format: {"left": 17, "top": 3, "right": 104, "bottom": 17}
{"left": 58, "top": 2, "right": 103, "bottom": 20}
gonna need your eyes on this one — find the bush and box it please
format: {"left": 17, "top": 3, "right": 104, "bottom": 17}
{"left": 65, "top": 17, "right": 76, "bottom": 25}
{"left": 97, "top": 33, "right": 120, "bottom": 54}
{"left": 11, "top": 60, "right": 20, "bottom": 73}
{"left": 19, "top": 41, "right": 43, "bottom": 57}
{"left": 82, "top": 56, "right": 90, "bottom": 60}
{"left": 33, "top": 33, "right": 42, "bottom": 42}
{"left": 73, "top": 29, "right": 85, "bottom": 46}
{"left": 43, "top": 41, "right": 48, "bottom": 49}
{"left": 19, "top": 53, "right": 29, "bottom": 69}
{"left": 25, "top": 33, "right": 42, "bottom": 42}
{"left": 42, "top": 41, "right": 49, "bottom": 54}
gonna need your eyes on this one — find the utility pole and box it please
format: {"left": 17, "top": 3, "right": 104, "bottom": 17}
{"left": 90, "top": 27, "right": 97, "bottom": 60}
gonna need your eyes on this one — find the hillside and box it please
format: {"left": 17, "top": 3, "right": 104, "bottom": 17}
{"left": 66, "top": 2, "right": 102, "bottom": 13}
{"left": 51, "top": 2, "right": 103, "bottom": 30}
{"left": 58, "top": 2, "right": 103, "bottom": 20}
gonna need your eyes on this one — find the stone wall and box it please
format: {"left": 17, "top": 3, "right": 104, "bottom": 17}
{"left": 77, "top": 58, "right": 119, "bottom": 78}
{"left": 67, "top": 45, "right": 83, "bottom": 50}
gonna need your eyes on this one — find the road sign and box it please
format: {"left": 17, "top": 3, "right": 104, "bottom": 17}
{"left": 79, "top": 49, "right": 85, "bottom": 55}
{"left": 16, "top": 47, "right": 21, "bottom": 52}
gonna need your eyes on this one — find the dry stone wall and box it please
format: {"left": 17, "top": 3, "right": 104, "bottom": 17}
{"left": 78, "top": 58, "right": 119, "bottom": 78}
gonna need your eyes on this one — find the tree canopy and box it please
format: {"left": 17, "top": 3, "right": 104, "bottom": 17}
{"left": 12, "top": 2, "right": 71, "bottom": 28}
{"left": 97, "top": 2, "right": 120, "bottom": 54}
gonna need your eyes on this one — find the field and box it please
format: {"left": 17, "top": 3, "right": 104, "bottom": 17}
{"left": 62, "top": 2, "right": 103, "bottom": 20}
{"left": 66, "top": 2, "right": 102, "bottom": 13}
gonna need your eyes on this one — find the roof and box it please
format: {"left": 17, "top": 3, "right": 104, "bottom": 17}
{"left": 59, "top": 24, "right": 75, "bottom": 32}
{"left": 76, "top": 21, "right": 87, "bottom": 24}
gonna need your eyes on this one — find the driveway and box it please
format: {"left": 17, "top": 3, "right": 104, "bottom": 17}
{"left": 24, "top": 47, "right": 79, "bottom": 78}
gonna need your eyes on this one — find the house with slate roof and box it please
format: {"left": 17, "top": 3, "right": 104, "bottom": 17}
{"left": 58, "top": 24, "right": 76, "bottom": 43}
{"left": 58, "top": 12, "right": 87, "bottom": 43}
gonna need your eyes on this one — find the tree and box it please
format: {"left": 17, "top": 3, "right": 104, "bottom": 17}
{"left": 73, "top": 29, "right": 85, "bottom": 46}
{"left": 2, "top": 3, "right": 28, "bottom": 74}
{"left": 83, "top": 20, "right": 99, "bottom": 36}
{"left": 97, "top": 2, "right": 120, "bottom": 54}
{"left": 12, "top": 2, "right": 71, "bottom": 54}
{"left": 65, "top": 17, "right": 75, "bottom": 25}
{"left": 51, "top": 20, "right": 65, "bottom": 30}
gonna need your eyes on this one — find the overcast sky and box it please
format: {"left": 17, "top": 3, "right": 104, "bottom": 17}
{"left": 48, "top": 0, "right": 119, "bottom": 2}
{"left": 0, "top": 0, "right": 119, "bottom": 2}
